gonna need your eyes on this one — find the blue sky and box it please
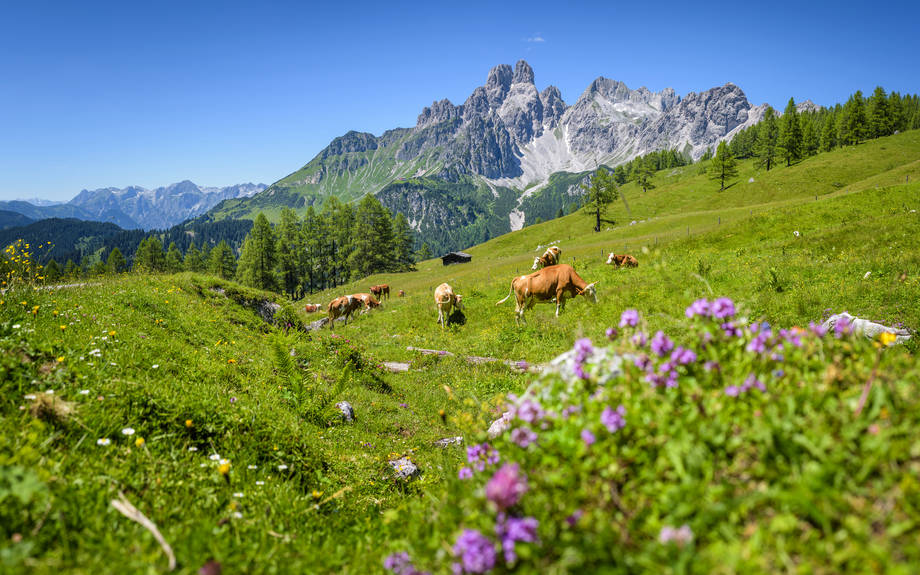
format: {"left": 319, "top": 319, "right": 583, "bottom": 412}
{"left": 3, "top": 0, "right": 918, "bottom": 202}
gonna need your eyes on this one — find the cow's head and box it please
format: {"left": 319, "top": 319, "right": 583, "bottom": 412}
{"left": 454, "top": 294, "right": 464, "bottom": 309}
{"left": 605, "top": 253, "right": 616, "bottom": 265}
{"left": 531, "top": 257, "right": 541, "bottom": 270}
{"left": 578, "top": 281, "right": 599, "bottom": 304}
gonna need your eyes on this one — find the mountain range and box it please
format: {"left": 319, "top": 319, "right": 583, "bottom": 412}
{"left": 1, "top": 182, "right": 267, "bottom": 230}
{"left": 201, "top": 60, "right": 796, "bottom": 253}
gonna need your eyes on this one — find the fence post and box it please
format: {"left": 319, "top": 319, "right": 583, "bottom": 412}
{"left": 719, "top": 217, "right": 721, "bottom": 225}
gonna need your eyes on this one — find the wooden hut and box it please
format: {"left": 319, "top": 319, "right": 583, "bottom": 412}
{"left": 441, "top": 252, "right": 472, "bottom": 266}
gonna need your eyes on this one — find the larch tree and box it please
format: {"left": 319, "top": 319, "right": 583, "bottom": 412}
{"left": 778, "top": 97, "right": 803, "bottom": 166}
{"left": 184, "top": 242, "right": 205, "bottom": 273}
{"left": 391, "top": 211, "right": 417, "bottom": 272}
{"left": 755, "top": 107, "right": 780, "bottom": 171}
{"left": 275, "top": 207, "right": 301, "bottom": 299}
{"left": 820, "top": 110, "right": 837, "bottom": 152}
{"left": 165, "top": 242, "right": 185, "bottom": 273}
{"left": 208, "top": 240, "right": 236, "bottom": 280}
{"left": 709, "top": 140, "right": 738, "bottom": 191}
{"left": 236, "top": 213, "right": 278, "bottom": 291}
{"left": 107, "top": 247, "right": 127, "bottom": 274}
{"left": 581, "top": 164, "right": 619, "bottom": 232}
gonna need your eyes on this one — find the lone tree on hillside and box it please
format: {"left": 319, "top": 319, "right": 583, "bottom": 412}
{"left": 755, "top": 107, "right": 780, "bottom": 171}
{"left": 630, "top": 156, "right": 657, "bottom": 194}
{"left": 778, "top": 97, "right": 803, "bottom": 166}
{"left": 580, "top": 164, "right": 619, "bottom": 232}
{"left": 709, "top": 141, "right": 738, "bottom": 191}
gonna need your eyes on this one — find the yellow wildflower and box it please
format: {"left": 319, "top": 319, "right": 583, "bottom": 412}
{"left": 878, "top": 332, "right": 897, "bottom": 347}
{"left": 219, "top": 462, "right": 231, "bottom": 475}
{"left": 185, "top": 419, "right": 194, "bottom": 428}
{"left": 135, "top": 437, "right": 145, "bottom": 447}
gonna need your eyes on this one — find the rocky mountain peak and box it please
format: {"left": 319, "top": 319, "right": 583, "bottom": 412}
{"left": 512, "top": 60, "right": 534, "bottom": 85}
{"left": 485, "top": 63, "right": 513, "bottom": 109}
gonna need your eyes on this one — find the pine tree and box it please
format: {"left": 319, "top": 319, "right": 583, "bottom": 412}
{"left": 64, "top": 259, "right": 79, "bottom": 278}
{"left": 755, "top": 107, "right": 780, "bottom": 171}
{"left": 839, "top": 91, "right": 868, "bottom": 146}
{"left": 208, "top": 241, "right": 236, "bottom": 280}
{"left": 107, "top": 247, "right": 127, "bottom": 274}
{"left": 581, "top": 165, "right": 619, "bottom": 232}
{"left": 165, "top": 242, "right": 185, "bottom": 273}
{"left": 184, "top": 242, "right": 205, "bottom": 273}
{"left": 868, "top": 86, "right": 892, "bottom": 139}
{"left": 613, "top": 165, "right": 627, "bottom": 186}
{"left": 709, "top": 141, "right": 738, "bottom": 191}
{"left": 135, "top": 236, "right": 166, "bottom": 271}
{"left": 778, "top": 97, "right": 803, "bottom": 166}
{"left": 700, "top": 147, "right": 714, "bottom": 162}
{"left": 348, "top": 194, "right": 394, "bottom": 279}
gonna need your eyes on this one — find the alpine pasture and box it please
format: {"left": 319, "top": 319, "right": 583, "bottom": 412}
{"left": 3, "top": 132, "right": 920, "bottom": 574}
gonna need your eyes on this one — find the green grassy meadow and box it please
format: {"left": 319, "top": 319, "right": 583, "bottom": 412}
{"left": 3, "top": 132, "right": 920, "bottom": 573}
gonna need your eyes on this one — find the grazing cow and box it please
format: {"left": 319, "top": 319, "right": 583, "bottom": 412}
{"left": 495, "top": 264, "right": 599, "bottom": 324}
{"left": 531, "top": 246, "right": 562, "bottom": 270}
{"left": 353, "top": 293, "right": 382, "bottom": 310}
{"left": 606, "top": 253, "right": 639, "bottom": 268}
{"left": 304, "top": 303, "right": 321, "bottom": 313}
{"left": 370, "top": 285, "right": 382, "bottom": 298}
{"left": 397, "top": 290, "right": 405, "bottom": 297}
{"left": 434, "top": 283, "right": 464, "bottom": 329}
{"left": 327, "top": 295, "right": 363, "bottom": 330}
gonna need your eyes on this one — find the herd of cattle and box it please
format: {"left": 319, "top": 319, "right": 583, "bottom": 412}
{"left": 305, "top": 247, "right": 639, "bottom": 328}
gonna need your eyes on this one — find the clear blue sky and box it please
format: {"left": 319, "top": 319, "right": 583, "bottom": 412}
{"left": 3, "top": 0, "right": 918, "bottom": 202}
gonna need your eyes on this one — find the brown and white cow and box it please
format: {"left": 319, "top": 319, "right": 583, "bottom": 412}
{"left": 397, "top": 290, "right": 405, "bottom": 297}
{"left": 304, "top": 303, "right": 321, "bottom": 313}
{"left": 496, "top": 264, "right": 598, "bottom": 324}
{"left": 352, "top": 292, "right": 382, "bottom": 310}
{"left": 370, "top": 284, "right": 391, "bottom": 300}
{"left": 531, "top": 246, "right": 562, "bottom": 270}
{"left": 327, "top": 295, "right": 363, "bottom": 329}
{"left": 434, "top": 283, "right": 464, "bottom": 329}
{"left": 606, "top": 253, "right": 639, "bottom": 268}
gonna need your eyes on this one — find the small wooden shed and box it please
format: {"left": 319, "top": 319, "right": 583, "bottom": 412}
{"left": 441, "top": 252, "right": 472, "bottom": 266}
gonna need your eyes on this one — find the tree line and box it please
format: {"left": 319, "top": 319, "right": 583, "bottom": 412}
{"left": 38, "top": 194, "right": 418, "bottom": 299}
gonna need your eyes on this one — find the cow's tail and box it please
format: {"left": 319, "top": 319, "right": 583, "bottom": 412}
{"left": 495, "top": 279, "right": 516, "bottom": 306}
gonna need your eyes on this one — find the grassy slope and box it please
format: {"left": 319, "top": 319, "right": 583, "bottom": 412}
{"left": 3, "top": 132, "right": 920, "bottom": 573}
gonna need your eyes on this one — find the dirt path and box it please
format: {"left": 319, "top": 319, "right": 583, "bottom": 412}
{"left": 381, "top": 347, "right": 548, "bottom": 374}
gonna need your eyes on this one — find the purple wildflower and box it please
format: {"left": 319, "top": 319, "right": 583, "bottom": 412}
{"left": 605, "top": 327, "right": 618, "bottom": 340}
{"left": 809, "top": 321, "right": 828, "bottom": 337}
{"left": 834, "top": 316, "right": 854, "bottom": 337}
{"left": 581, "top": 428, "right": 596, "bottom": 446}
{"left": 230, "top": 397, "right": 237, "bottom": 403}
{"left": 399, "top": 403, "right": 409, "bottom": 409}
{"left": 510, "top": 427, "right": 538, "bottom": 448}
{"left": 515, "top": 400, "right": 544, "bottom": 424}
{"left": 566, "top": 509, "right": 583, "bottom": 526}
{"left": 631, "top": 331, "right": 648, "bottom": 347}
{"left": 601, "top": 405, "right": 627, "bottom": 433}
{"left": 467, "top": 443, "right": 500, "bottom": 472}
{"left": 516, "top": 360, "right": 528, "bottom": 371}
{"left": 384, "top": 551, "right": 429, "bottom": 575}
{"left": 711, "top": 297, "right": 736, "bottom": 319}
{"left": 619, "top": 309, "right": 640, "bottom": 327}
{"left": 704, "top": 360, "right": 721, "bottom": 372}
{"left": 670, "top": 346, "right": 697, "bottom": 366}
{"left": 721, "top": 322, "right": 743, "bottom": 338}
{"left": 634, "top": 354, "right": 654, "bottom": 372}
{"left": 659, "top": 524, "right": 693, "bottom": 547}
{"left": 779, "top": 328, "right": 803, "bottom": 348}
{"left": 746, "top": 333, "right": 769, "bottom": 354}
{"left": 685, "top": 298, "right": 711, "bottom": 318}
{"left": 452, "top": 529, "right": 496, "bottom": 574}
{"left": 458, "top": 468, "right": 473, "bottom": 480}
{"left": 741, "top": 373, "right": 766, "bottom": 393}
{"left": 486, "top": 464, "right": 528, "bottom": 510}
{"left": 650, "top": 331, "right": 674, "bottom": 357}
{"left": 724, "top": 385, "right": 740, "bottom": 397}
{"left": 495, "top": 515, "right": 539, "bottom": 563}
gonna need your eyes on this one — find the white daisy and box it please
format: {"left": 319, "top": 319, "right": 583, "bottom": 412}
{"left": 24, "top": 394, "right": 36, "bottom": 400}
{"left": 200, "top": 463, "right": 208, "bottom": 468}
{"left": 97, "top": 438, "right": 111, "bottom": 446}
{"left": 209, "top": 454, "right": 221, "bottom": 461}
{"left": 232, "top": 511, "right": 243, "bottom": 519}
{"left": 188, "top": 447, "right": 198, "bottom": 452}
{"left": 152, "top": 365, "right": 159, "bottom": 369}
{"left": 219, "top": 458, "right": 230, "bottom": 465}
{"left": 247, "top": 465, "right": 258, "bottom": 470}
{"left": 233, "top": 492, "right": 244, "bottom": 497}
{"left": 277, "top": 464, "right": 288, "bottom": 471}
{"left": 45, "top": 389, "right": 54, "bottom": 395}
{"left": 121, "top": 427, "right": 135, "bottom": 436}
{"left": 79, "top": 389, "right": 90, "bottom": 395}
{"left": 255, "top": 481, "right": 265, "bottom": 486}
{"left": 12, "top": 324, "right": 20, "bottom": 329}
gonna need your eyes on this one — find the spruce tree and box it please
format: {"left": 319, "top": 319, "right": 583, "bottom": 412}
{"left": 820, "top": 110, "right": 837, "bottom": 152}
{"left": 755, "top": 107, "right": 780, "bottom": 171}
{"left": 778, "top": 97, "right": 803, "bottom": 166}
{"left": 840, "top": 91, "right": 868, "bottom": 146}
{"left": 275, "top": 207, "right": 301, "bottom": 298}
{"left": 415, "top": 243, "right": 433, "bottom": 262}
{"left": 801, "top": 114, "right": 819, "bottom": 157}
{"left": 236, "top": 213, "right": 278, "bottom": 291}
{"left": 613, "top": 165, "right": 627, "bottom": 186}
{"left": 391, "top": 211, "right": 417, "bottom": 273}
{"left": 709, "top": 141, "right": 738, "bottom": 191}
{"left": 347, "top": 194, "right": 394, "bottom": 279}
{"left": 64, "top": 259, "right": 79, "bottom": 278}
{"left": 107, "top": 247, "right": 127, "bottom": 274}
{"left": 45, "top": 259, "right": 61, "bottom": 282}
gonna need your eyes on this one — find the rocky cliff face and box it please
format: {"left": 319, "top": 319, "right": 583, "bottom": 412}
{"left": 69, "top": 181, "right": 267, "bottom": 230}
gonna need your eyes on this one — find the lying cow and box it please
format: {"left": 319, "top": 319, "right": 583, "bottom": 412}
{"left": 397, "top": 290, "right": 405, "bottom": 298}
{"left": 822, "top": 312, "right": 911, "bottom": 345}
{"left": 606, "top": 253, "right": 639, "bottom": 268}
{"left": 435, "top": 283, "right": 464, "bottom": 329}
{"left": 327, "top": 295, "right": 364, "bottom": 330}
{"left": 496, "top": 264, "right": 599, "bottom": 324}
{"left": 352, "top": 293, "right": 382, "bottom": 311}
{"left": 304, "top": 303, "right": 321, "bottom": 313}
{"left": 532, "top": 246, "right": 562, "bottom": 270}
